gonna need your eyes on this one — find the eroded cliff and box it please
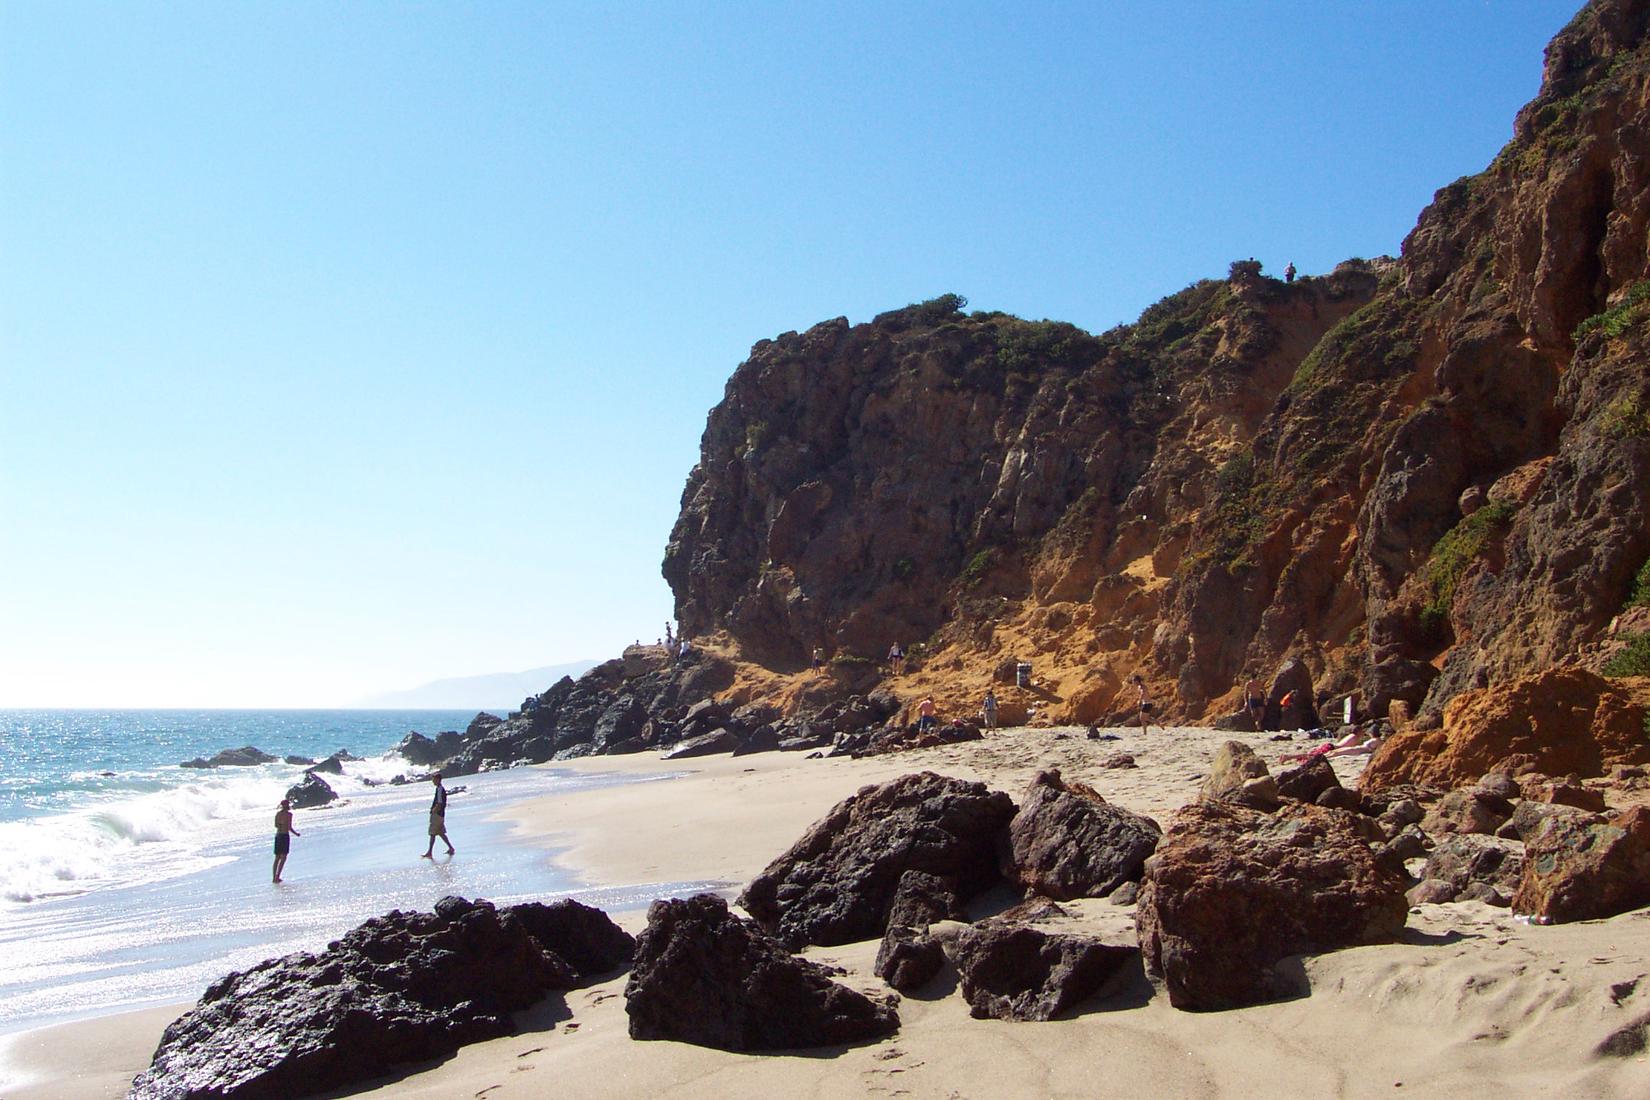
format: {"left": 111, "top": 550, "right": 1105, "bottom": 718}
{"left": 664, "top": 0, "right": 1650, "bottom": 728}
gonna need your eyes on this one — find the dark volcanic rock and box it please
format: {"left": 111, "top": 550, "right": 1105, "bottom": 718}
{"left": 873, "top": 924, "right": 947, "bottom": 993}
{"left": 281, "top": 756, "right": 313, "bottom": 766}
{"left": 180, "top": 746, "right": 277, "bottom": 769}
{"left": 624, "top": 894, "right": 898, "bottom": 1051}
{"left": 1002, "top": 769, "right": 1161, "bottom": 900}
{"left": 283, "top": 772, "right": 336, "bottom": 810}
{"left": 394, "top": 730, "right": 463, "bottom": 767}
{"left": 506, "top": 898, "right": 635, "bottom": 977}
{"left": 885, "top": 870, "right": 965, "bottom": 928}
{"left": 129, "top": 896, "right": 578, "bottom": 1100}
{"left": 1136, "top": 800, "right": 1409, "bottom": 1011}
{"left": 944, "top": 923, "right": 1137, "bottom": 1021}
{"left": 307, "top": 751, "right": 348, "bottom": 776}
{"left": 739, "top": 772, "right": 1016, "bottom": 949}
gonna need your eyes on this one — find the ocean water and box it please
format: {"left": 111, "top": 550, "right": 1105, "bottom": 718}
{"left": 0, "top": 710, "right": 712, "bottom": 1036}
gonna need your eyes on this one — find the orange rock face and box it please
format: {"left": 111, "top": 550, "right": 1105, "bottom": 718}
{"left": 1360, "top": 668, "right": 1650, "bottom": 791}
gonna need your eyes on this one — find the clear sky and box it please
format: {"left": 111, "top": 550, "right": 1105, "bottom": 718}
{"left": 0, "top": 1, "right": 1581, "bottom": 707}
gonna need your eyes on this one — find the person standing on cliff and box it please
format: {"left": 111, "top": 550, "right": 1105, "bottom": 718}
{"left": 422, "top": 772, "right": 455, "bottom": 858}
{"left": 1133, "top": 675, "right": 1155, "bottom": 734}
{"left": 1284, "top": 261, "right": 1296, "bottom": 283}
{"left": 273, "top": 799, "right": 300, "bottom": 884}
{"left": 887, "top": 642, "right": 904, "bottom": 675}
{"left": 917, "top": 696, "right": 937, "bottom": 733}
{"left": 812, "top": 646, "right": 826, "bottom": 672}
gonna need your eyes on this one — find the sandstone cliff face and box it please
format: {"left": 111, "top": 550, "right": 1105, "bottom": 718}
{"left": 665, "top": 0, "right": 1650, "bottom": 726}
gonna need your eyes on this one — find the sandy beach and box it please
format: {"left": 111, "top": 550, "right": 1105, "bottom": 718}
{"left": 8, "top": 724, "right": 1650, "bottom": 1099}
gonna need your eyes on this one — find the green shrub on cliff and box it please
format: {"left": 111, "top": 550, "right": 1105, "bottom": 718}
{"left": 1627, "top": 556, "right": 1650, "bottom": 609}
{"left": 1602, "top": 632, "right": 1650, "bottom": 677}
{"left": 994, "top": 319, "right": 1096, "bottom": 373}
{"left": 1601, "top": 396, "right": 1650, "bottom": 439}
{"left": 1419, "top": 501, "right": 1517, "bottom": 632}
{"left": 1574, "top": 280, "right": 1650, "bottom": 342}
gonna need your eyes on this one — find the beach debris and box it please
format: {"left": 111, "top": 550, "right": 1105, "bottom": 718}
{"left": 129, "top": 896, "right": 586, "bottom": 1100}
{"left": 738, "top": 771, "right": 1015, "bottom": 949}
{"left": 1198, "top": 741, "right": 1279, "bottom": 810}
{"left": 1001, "top": 769, "right": 1160, "bottom": 901}
{"left": 1512, "top": 804, "right": 1650, "bottom": 923}
{"left": 624, "top": 893, "right": 899, "bottom": 1051}
{"left": 1136, "top": 800, "right": 1409, "bottom": 1011}
{"left": 943, "top": 923, "right": 1137, "bottom": 1021}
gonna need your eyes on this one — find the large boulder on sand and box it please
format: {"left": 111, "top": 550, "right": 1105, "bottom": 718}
{"left": 1361, "top": 668, "right": 1650, "bottom": 791}
{"left": 1512, "top": 805, "right": 1650, "bottom": 923}
{"left": 738, "top": 772, "right": 1015, "bottom": 949}
{"left": 1136, "top": 801, "right": 1409, "bottom": 1011}
{"left": 1198, "top": 741, "right": 1279, "bottom": 809}
{"left": 129, "top": 897, "right": 581, "bottom": 1100}
{"left": 1001, "top": 769, "right": 1160, "bottom": 900}
{"left": 624, "top": 894, "right": 898, "bottom": 1051}
{"left": 944, "top": 923, "right": 1137, "bottom": 1021}
{"left": 506, "top": 898, "right": 636, "bottom": 976}
{"left": 1274, "top": 755, "right": 1342, "bottom": 804}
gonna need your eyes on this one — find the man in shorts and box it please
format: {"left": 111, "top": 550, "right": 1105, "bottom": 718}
{"left": 273, "top": 798, "right": 300, "bottom": 883}
{"left": 422, "top": 771, "right": 455, "bottom": 858}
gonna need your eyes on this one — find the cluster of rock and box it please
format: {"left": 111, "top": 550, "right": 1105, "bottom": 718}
{"left": 175, "top": 745, "right": 359, "bottom": 811}
{"left": 130, "top": 896, "right": 633, "bottom": 1100}
{"left": 384, "top": 647, "right": 967, "bottom": 779}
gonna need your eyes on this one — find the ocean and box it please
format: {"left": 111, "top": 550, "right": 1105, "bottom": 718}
{"left": 0, "top": 709, "right": 710, "bottom": 1036}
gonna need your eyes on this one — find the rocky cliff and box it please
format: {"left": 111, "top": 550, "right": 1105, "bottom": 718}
{"left": 664, "top": 0, "right": 1650, "bottom": 728}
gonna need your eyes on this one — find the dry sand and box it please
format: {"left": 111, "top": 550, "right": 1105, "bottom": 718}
{"left": 7, "top": 724, "right": 1650, "bottom": 1099}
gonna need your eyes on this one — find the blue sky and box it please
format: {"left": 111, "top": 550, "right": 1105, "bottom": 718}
{"left": 1, "top": 1, "right": 1580, "bottom": 707}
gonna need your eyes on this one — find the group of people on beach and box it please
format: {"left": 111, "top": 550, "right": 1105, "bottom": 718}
{"left": 272, "top": 771, "right": 453, "bottom": 884}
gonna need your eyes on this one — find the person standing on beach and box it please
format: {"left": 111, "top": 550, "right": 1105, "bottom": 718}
{"left": 917, "top": 696, "right": 937, "bottom": 733}
{"left": 1133, "top": 675, "right": 1155, "bottom": 734}
{"left": 422, "top": 772, "right": 455, "bottom": 858}
{"left": 1245, "top": 678, "right": 1265, "bottom": 729}
{"left": 273, "top": 799, "right": 299, "bottom": 883}
{"left": 981, "top": 689, "right": 998, "bottom": 729}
